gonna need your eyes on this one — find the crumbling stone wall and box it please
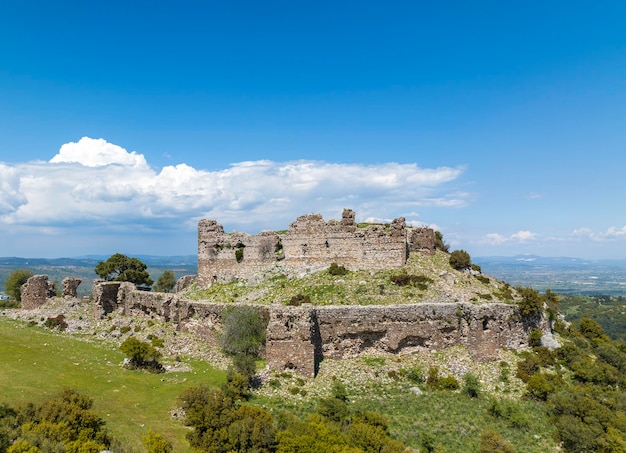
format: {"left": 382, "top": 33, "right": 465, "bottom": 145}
{"left": 62, "top": 278, "right": 82, "bottom": 298}
{"left": 198, "top": 209, "right": 409, "bottom": 286}
{"left": 408, "top": 227, "right": 436, "bottom": 255}
{"left": 92, "top": 282, "right": 537, "bottom": 377}
{"left": 20, "top": 275, "right": 50, "bottom": 309}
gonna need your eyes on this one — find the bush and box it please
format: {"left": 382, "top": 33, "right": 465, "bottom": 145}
{"left": 479, "top": 429, "right": 516, "bottom": 453}
{"left": 578, "top": 318, "right": 608, "bottom": 342}
{"left": 516, "top": 286, "right": 543, "bottom": 317}
{"left": 221, "top": 306, "right": 266, "bottom": 358}
{"left": 449, "top": 250, "right": 471, "bottom": 270}
{"left": 328, "top": 262, "right": 348, "bottom": 276}
{"left": 434, "top": 231, "right": 449, "bottom": 252}
{"left": 288, "top": 294, "right": 311, "bottom": 306}
{"left": 463, "top": 372, "right": 481, "bottom": 398}
{"left": 528, "top": 329, "right": 543, "bottom": 347}
{"left": 44, "top": 314, "right": 68, "bottom": 331}
{"left": 390, "top": 274, "right": 433, "bottom": 289}
{"left": 4, "top": 269, "right": 33, "bottom": 302}
{"left": 120, "top": 337, "right": 164, "bottom": 373}
{"left": 142, "top": 429, "right": 173, "bottom": 453}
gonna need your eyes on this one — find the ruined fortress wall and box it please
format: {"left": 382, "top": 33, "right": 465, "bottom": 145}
{"left": 266, "top": 303, "right": 529, "bottom": 376}
{"left": 198, "top": 209, "right": 408, "bottom": 286}
{"left": 92, "top": 282, "right": 532, "bottom": 377}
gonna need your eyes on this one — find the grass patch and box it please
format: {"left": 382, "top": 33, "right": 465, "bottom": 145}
{"left": 0, "top": 317, "right": 226, "bottom": 451}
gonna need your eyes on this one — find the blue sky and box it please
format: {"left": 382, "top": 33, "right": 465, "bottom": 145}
{"left": 1, "top": 1, "right": 626, "bottom": 259}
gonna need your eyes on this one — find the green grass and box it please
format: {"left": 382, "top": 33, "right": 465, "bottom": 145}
{"left": 0, "top": 317, "right": 226, "bottom": 451}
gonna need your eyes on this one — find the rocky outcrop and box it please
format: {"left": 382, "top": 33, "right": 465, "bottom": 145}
{"left": 175, "top": 275, "right": 196, "bottom": 293}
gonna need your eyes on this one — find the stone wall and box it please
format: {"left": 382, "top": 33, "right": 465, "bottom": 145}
{"left": 20, "top": 275, "right": 51, "bottom": 309}
{"left": 198, "top": 209, "right": 410, "bottom": 286}
{"left": 92, "top": 281, "right": 538, "bottom": 377}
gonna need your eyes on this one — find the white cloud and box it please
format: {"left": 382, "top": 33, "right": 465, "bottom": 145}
{"left": 50, "top": 137, "right": 149, "bottom": 168}
{"left": 572, "top": 226, "right": 626, "bottom": 241}
{"left": 0, "top": 137, "right": 467, "bottom": 234}
{"left": 483, "top": 230, "right": 537, "bottom": 246}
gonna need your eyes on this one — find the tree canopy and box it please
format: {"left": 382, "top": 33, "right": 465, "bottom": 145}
{"left": 154, "top": 270, "right": 176, "bottom": 293}
{"left": 4, "top": 269, "right": 33, "bottom": 302}
{"left": 94, "top": 253, "right": 153, "bottom": 289}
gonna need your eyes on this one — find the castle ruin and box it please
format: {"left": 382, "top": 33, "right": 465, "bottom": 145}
{"left": 198, "top": 208, "right": 436, "bottom": 286}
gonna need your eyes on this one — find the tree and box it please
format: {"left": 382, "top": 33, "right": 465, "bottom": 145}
{"left": 154, "top": 270, "right": 176, "bottom": 293}
{"left": 95, "top": 253, "right": 153, "bottom": 289}
{"left": 221, "top": 305, "right": 266, "bottom": 362}
{"left": 120, "top": 337, "right": 163, "bottom": 373}
{"left": 4, "top": 269, "right": 33, "bottom": 302}
{"left": 449, "top": 250, "right": 471, "bottom": 270}
{"left": 516, "top": 286, "right": 543, "bottom": 317}
{"left": 142, "top": 429, "right": 173, "bottom": 453}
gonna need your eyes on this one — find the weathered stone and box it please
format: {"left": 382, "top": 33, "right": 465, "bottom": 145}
{"left": 408, "top": 227, "right": 436, "bottom": 255}
{"left": 91, "top": 281, "right": 542, "bottom": 377}
{"left": 62, "top": 277, "right": 82, "bottom": 298}
{"left": 175, "top": 275, "right": 196, "bottom": 293}
{"left": 20, "top": 275, "right": 50, "bottom": 309}
{"left": 198, "top": 209, "right": 409, "bottom": 286}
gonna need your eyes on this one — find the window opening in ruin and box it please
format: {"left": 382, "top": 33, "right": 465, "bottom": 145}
{"left": 325, "top": 240, "right": 329, "bottom": 248}
{"left": 482, "top": 318, "right": 489, "bottom": 330}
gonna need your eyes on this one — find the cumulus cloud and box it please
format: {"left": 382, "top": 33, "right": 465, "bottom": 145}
{"left": 0, "top": 137, "right": 467, "bottom": 234}
{"left": 572, "top": 226, "right": 626, "bottom": 241}
{"left": 50, "top": 137, "right": 149, "bottom": 168}
{"left": 483, "top": 230, "right": 537, "bottom": 246}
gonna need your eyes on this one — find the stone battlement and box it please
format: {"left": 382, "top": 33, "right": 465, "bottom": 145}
{"left": 198, "top": 209, "right": 433, "bottom": 286}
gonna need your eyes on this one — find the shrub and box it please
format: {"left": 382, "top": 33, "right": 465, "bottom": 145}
{"left": 390, "top": 274, "right": 433, "bottom": 289}
{"left": 516, "top": 286, "right": 543, "bottom": 317}
{"left": 288, "top": 294, "right": 311, "bottom": 306}
{"left": 479, "top": 429, "right": 516, "bottom": 453}
{"left": 463, "top": 372, "right": 481, "bottom": 398}
{"left": 449, "top": 250, "right": 471, "bottom": 270}
{"left": 120, "top": 337, "right": 164, "bottom": 373}
{"left": 528, "top": 329, "right": 542, "bottom": 347}
{"left": 328, "top": 263, "right": 348, "bottom": 276}
{"left": 439, "top": 376, "right": 460, "bottom": 390}
{"left": 44, "top": 314, "right": 68, "bottom": 331}
{"left": 476, "top": 275, "right": 490, "bottom": 284}
{"left": 221, "top": 305, "right": 266, "bottom": 358}
{"left": 434, "top": 231, "right": 449, "bottom": 252}
{"left": 234, "top": 247, "right": 244, "bottom": 263}
{"left": 406, "top": 366, "right": 426, "bottom": 384}
{"left": 578, "top": 318, "right": 608, "bottom": 342}
{"left": 142, "top": 429, "right": 173, "bottom": 453}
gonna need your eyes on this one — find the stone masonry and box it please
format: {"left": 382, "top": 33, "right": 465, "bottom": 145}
{"left": 20, "top": 275, "right": 51, "bottom": 309}
{"left": 93, "top": 281, "right": 539, "bottom": 377}
{"left": 62, "top": 277, "right": 82, "bottom": 298}
{"left": 198, "top": 209, "right": 425, "bottom": 286}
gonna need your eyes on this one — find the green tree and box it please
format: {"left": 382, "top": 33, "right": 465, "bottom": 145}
{"left": 4, "top": 269, "right": 33, "bottom": 302}
{"left": 516, "top": 286, "right": 543, "bottom": 317}
{"left": 142, "top": 429, "right": 172, "bottom": 453}
{"left": 221, "top": 306, "right": 266, "bottom": 379}
{"left": 119, "top": 337, "right": 163, "bottom": 373}
{"left": 94, "top": 253, "right": 153, "bottom": 289}
{"left": 449, "top": 250, "right": 471, "bottom": 270}
{"left": 154, "top": 270, "right": 176, "bottom": 293}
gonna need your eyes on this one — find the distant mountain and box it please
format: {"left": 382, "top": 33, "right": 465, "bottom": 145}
{"left": 0, "top": 255, "right": 198, "bottom": 296}
{"left": 475, "top": 255, "right": 626, "bottom": 296}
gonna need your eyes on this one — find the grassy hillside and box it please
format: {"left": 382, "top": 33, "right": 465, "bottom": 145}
{"left": 185, "top": 250, "right": 517, "bottom": 306}
{"left": 0, "top": 317, "right": 225, "bottom": 451}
